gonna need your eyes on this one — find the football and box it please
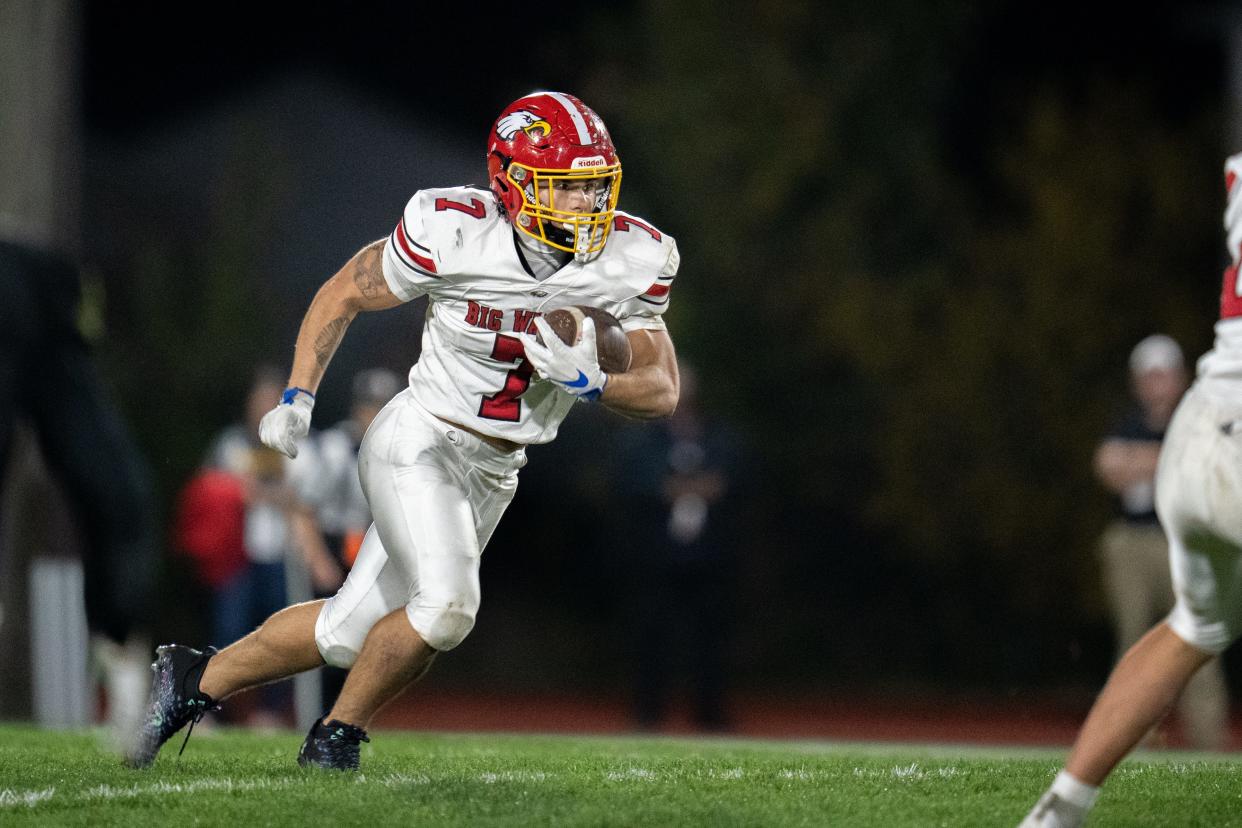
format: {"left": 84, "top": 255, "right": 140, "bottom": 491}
{"left": 537, "top": 306, "right": 632, "bottom": 374}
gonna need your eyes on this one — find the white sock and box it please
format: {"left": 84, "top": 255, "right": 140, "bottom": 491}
{"left": 1050, "top": 770, "right": 1100, "bottom": 810}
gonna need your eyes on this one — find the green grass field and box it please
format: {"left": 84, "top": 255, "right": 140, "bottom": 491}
{"left": 2, "top": 724, "right": 1241, "bottom": 826}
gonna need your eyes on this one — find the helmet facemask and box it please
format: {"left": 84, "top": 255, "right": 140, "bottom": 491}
{"left": 508, "top": 162, "right": 622, "bottom": 261}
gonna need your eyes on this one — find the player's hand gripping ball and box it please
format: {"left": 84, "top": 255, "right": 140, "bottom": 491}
{"left": 536, "top": 306, "right": 632, "bottom": 374}
{"left": 522, "top": 306, "right": 630, "bottom": 402}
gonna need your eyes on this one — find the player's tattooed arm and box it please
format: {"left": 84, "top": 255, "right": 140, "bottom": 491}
{"left": 349, "top": 240, "right": 393, "bottom": 305}
{"left": 312, "top": 316, "right": 350, "bottom": 369}
{"left": 285, "top": 239, "right": 405, "bottom": 393}
{"left": 599, "top": 329, "right": 680, "bottom": 419}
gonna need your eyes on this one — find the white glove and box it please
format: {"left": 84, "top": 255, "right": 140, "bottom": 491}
{"left": 1225, "top": 153, "right": 1242, "bottom": 260}
{"left": 521, "top": 316, "right": 608, "bottom": 401}
{"left": 258, "top": 387, "right": 314, "bottom": 458}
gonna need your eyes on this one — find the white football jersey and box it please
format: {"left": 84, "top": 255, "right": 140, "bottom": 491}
{"left": 380, "top": 185, "right": 679, "bottom": 445}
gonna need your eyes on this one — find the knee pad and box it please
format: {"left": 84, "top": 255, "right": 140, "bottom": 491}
{"left": 314, "top": 599, "right": 364, "bottom": 669}
{"left": 318, "top": 639, "right": 360, "bottom": 670}
{"left": 406, "top": 599, "right": 477, "bottom": 652}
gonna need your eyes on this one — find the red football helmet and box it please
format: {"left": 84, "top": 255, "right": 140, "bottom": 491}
{"left": 487, "top": 91, "right": 622, "bottom": 259}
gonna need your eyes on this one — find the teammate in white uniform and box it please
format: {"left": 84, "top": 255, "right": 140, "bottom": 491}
{"left": 127, "top": 91, "right": 680, "bottom": 771}
{"left": 1020, "top": 156, "right": 1242, "bottom": 826}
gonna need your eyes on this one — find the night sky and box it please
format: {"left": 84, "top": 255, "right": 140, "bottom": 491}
{"left": 81, "top": 1, "right": 605, "bottom": 134}
{"left": 83, "top": 0, "right": 1233, "bottom": 177}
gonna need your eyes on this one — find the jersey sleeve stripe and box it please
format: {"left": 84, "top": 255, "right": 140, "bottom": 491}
{"left": 643, "top": 282, "right": 670, "bottom": 298}
{"left": 395, "top": 217, "right": 438, "bottom": 274}
{"left": 388, "top": 228, "right": 429, "bottom": 275}
{"left": 637, "top": 294, "right": 669, "bottom": 306}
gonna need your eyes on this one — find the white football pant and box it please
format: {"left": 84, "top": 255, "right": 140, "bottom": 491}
{"left": 1158, "top": 379, "right": 1242, "bottom": 654}
{"left": 314, "top": 389, "right": 524, "bottom": 665}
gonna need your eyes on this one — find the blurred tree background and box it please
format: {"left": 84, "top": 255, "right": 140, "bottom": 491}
{"left": 76, "top": 0, "right": 1233, "bottom": 700}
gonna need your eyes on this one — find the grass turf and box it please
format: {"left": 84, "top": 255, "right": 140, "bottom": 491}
{"left": 1, "top": 724, "right": 1241, "bottom": 826}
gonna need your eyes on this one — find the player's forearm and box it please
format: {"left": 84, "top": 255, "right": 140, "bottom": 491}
{"left": 287, "top": 277, "right": 359, "bottom": 393}
{"left": 600, "top": 364, "right": 679, "bottom": 419}
{"left": 599, "top": 328, "right": 679, "bottom": 418}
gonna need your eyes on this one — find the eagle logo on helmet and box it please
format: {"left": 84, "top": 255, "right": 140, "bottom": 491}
{"left": 496, "top": 110, "right": 552, "bottom": 142}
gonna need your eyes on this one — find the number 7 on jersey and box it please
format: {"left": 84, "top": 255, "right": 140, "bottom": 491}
{"left": 478, "top": 334, "right": 532, "bottom": 421}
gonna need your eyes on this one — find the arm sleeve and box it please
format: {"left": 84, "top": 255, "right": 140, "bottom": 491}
{"left": 617, "top": 237, "right": 679, "bottom": 333}
{"left": 381, "top": 193, "right": 442, "bottom": 301}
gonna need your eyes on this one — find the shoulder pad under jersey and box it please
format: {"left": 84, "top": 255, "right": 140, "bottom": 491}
{"left": 600, "top": 210, "right": 680, "bottom": 303}
{"left": 406, "top": 186, "right": 506, "bottom": 280}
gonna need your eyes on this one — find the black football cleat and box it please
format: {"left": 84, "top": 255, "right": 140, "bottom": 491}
{"left": 124, "top": 644, "right": 219, "bottom": 768}
{"left": 297, "top": 717, "right": 370, "bottom": 771}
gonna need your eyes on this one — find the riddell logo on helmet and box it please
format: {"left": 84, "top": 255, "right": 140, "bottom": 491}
{"left": 571, "top": 156, "right": 607, "bottom": 169}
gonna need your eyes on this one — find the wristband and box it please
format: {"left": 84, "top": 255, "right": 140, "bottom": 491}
{"left": 581, "top": 373, "right": 608, "bottom": 403}
{"left": 281, "top": 387, "right": 316, "bottom": 405}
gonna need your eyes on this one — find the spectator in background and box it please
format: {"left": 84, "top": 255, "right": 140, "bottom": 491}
{"left": 613, "top": 360, "right": 740, "bottom": 731}
{"left": 1092, "top": 333, "right": 1228, "bottom": 751}
{"left": 199, "top": 365, "right": 320, "bottom": 728}
{"left": 301, "top": 367, "right": 403, "bottom": 709}
{"left": 172, "top": 467, "right": 247, "bottom": 613}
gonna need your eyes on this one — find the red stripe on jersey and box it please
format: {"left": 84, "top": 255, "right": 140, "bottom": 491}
{"left": 1228, "top": 170, "right": 1238, "bottom": 192}
{"left": 397, "top": 218, "right": 437, "bottom": 273}
{"left": 644, "top": 282, "right": 670, "bottom": 298}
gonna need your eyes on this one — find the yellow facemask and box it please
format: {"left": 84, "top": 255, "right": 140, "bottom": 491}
{"left": 507, "top": 163, "right": 622, "bottom": 259}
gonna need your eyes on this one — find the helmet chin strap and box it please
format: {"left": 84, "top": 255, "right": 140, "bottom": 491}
{"left": 542, "top": 219, "right": 598, "bottom": 263}
{"left": 573, "top": 224, "right": 595, "bottom": 262}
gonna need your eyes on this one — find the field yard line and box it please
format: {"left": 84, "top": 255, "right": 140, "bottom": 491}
{"left": 1, "top": 759, "right": 921, "bottom": 811}
{"left": 605, "top": 768, "right": 658, "bottom": 781}
{"left": 80, "top": 777, "right": 306, "bottom": 801}
{"left": 2, "top": 770, "right": 463, "bottom": 810}
{"left": 478, "top": 770, "right": 549, "bottom": 783}
{"left": 367, "top": 772, "right": 433, "bottom": 786}
{"left": 1, "top": 777, "right": 312, "bottom": 810}
{"left": 0, "top": 788, "right": 56, "bottom": 808}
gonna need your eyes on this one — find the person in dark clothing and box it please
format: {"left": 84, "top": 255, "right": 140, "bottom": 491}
{"left": 612, "top": 360, "right": 741, "bottom": 731}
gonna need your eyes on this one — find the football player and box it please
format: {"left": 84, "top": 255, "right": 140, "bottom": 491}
{"left": 1020, "top": 155, "right": 1242, "bottom": 826}
{"left": 126, "top": 91, "right": 681, "bottom": 770}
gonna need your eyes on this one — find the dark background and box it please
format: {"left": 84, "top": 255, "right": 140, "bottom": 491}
{"left": 66, "top": 0, "right": 1242, "bottom": 708}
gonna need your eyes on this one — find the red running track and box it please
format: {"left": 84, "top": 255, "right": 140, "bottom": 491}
{"left": 372, "top": 689, "right": 1240, "bottom": 749}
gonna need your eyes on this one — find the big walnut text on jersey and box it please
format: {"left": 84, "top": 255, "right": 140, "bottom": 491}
{"left": 382, "top": 185, "right": 679, "bottom": 443}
